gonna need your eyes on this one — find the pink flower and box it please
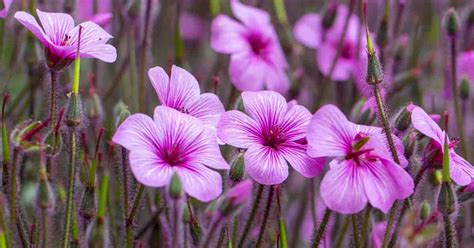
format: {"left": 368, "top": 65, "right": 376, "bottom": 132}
{"left": 457, "top": 50, "right": 474, "bottom": 86}
{"left": 14, "top": 9, "right": 117, "bottom": 70}
{"left": 0, "top": 0, "right": 12, "bottom": 18}
{"left": 148, "top": 65, "right": 225, "bottom": 128}
{"left": 219, "top": 179, "right": 253, "bottom": 215}
{"left": 211, "top": 0, "right": 289, "bottom": 93}
{"left": 75, "top": 0, "right": 113, "bottom": 27}
{"left": 411, "top": 106, "right": 474, "bottom": 185}
{"left": 217, "top": 91, "right": 324, "bottom": 185}
{"left": 294, "top": 5, "right": 372, "bottom": 83}
{"left": 112, "top": 106, "right": 230, "bottom": 202}
{"left": 307, "top": 105, "right": 413, "bottom": 214}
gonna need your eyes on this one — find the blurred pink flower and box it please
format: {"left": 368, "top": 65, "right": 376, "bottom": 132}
{"left": 0, "top": 0, "right": 12, "bottom": 18}
{"left": 217, "top": 91, "right": 324, "bottom": 185}
{"left": 180, "top": 12, "right": 206, "bottom": 41}
{"left": 148, "top": 65, "right": 225, "bottom": 127}
{"left": 211, "top": 0, "right": 289, "bottom": 93}
{"left": 14, "top": 9, "right": 117, "bottom": 70}
{"left": 457, "top": 50, "right": 474, "bottom": 86}
{"left": 371, "top": 222, "right": 387, "bottom": 248}
{"left": 112, "top": 106, "right": 229, "bottom": 202}
{"left": 224, "top": 179, "right": 253, "bottom": 206}
{"left": 411, "top": 106, "right": 474, "bottom": 185}
{"left": 75, "top": 0, "right": 112, "bottom": 27}
{"left": 307, "top": 105, "right": 412, "bottom": 214}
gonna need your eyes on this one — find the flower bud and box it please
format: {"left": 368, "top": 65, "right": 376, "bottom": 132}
{"left": 86, "top": 92, "right": 104, "bottom": 124}
{"left": 229, "top": 150, "right": 245, "bottom": 181}
{"left": 86, "top": 219, "right": 109, "bottom": 248}
{"left": 430, "top": 170, "right": 443, "bottom": 186}
{"left": 233, "top": 96, "right": 244, "bottom": 112}
{"left": 11, "top": 119, "right": 50, "bottom": 153}
{"left": 444, "top": 8, "right": 460, "bottom": 37}
{"left": 420, "top": 201, "right": 430, "bottom": 220}
{"left": 460, "top": 77, "right": 470, "bottom": 100}
{"left": 376, "top": 9, "right": 389, "bottom": 48}
{"left": 322, "top": 2, "right": 338, "bottom": 29}
{"left": 366, "top": 52, "right": 384, "bottom": 85}
{"left": 43, "top": 130, "right": 62, "bottom": 157}
{"left": 437, "top": 182, "right": 457, "bottom": 215}
{"left": 37, "top": 167, "right": 55, "bottom": 211}
{"left": 189, "top": 219, "right": 202, "bottom": 246}
{"left": 113, "top": 101, "right": 130, "bottom": 128}
{"left": 403, "top": 132, "right": 416, "bottom": 158}
{"left": 395, "top": 106, "right": 412, "bottom": 132}
{"left": 219, "top": 180, "right": 253, "bottom": 216}
{"left": 65, "top": 93, "right": 82, "bottom": 127}
{"left": 169, "top": 173, "right": 182, "bottom": 200}
{"left": 80, "top": 187, "right": 96, "bottom": 221}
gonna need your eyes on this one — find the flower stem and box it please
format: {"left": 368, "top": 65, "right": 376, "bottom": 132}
{"left": 237, "top": 184, "right": 264, "bottom": 248}
{"left": 352, "top": 215, "right": 361, "bottom": 248}
{"left": 449, "top": 35, "right": 467, "bottom": 157}
{"left": 62, "top": 130, "right": 77, "bottom": 248}
{"left": 202, "top": 215, "right": 223, "bottom": 248}
{"left": 443, "top": 213, "right": 458, "bottom": 248}
{"left": 311, "top": 208, "right": 332, "bottom": 248}
{"left": 172, "top": 199, "right": 179, "bottom": 248}
{"left": 126, "top": 184, "right": 145, "bottom": 248}
{"left": 121, "top": 148, "right": 130, "bottom": 222}
{"left": 255, "top": 187, "right": 274, "bottom": 248}
{"left": 42, "top": 210, "right": 48, "bottom": 248}
{"left": 10, "top": 148, "right": 28, "bottom": 246}
{"left": 381, "top": 203, "right": 396, "bottom": 248}
{"left": 334, "top": 216, "right": 350, "bottom": 248}
{"left": 138, "top": 0, "right": 152, "bottom": 113}
{"left": 361, "top": 206, "right": 372, "bottom": 247}
{"left": 50, "top": 71, "right": 59, "bottom": 127}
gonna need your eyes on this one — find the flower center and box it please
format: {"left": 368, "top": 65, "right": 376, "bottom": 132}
{"left": 345, "top": 132, "right": 375, "bottom": 164}
{"left": 247, "top": 32, "right": 270, "bottom": 56}
{"left": 60, "top": 34, "right": 72, "bottom": 46}
{"left": 262, "top": 125, "right": 285, "bottom": 149}
{"left": 341, "top": 42, "right": 355, "bottom": 59}
{"left": 162, "top": 144, "right": 183, "bottom": 166}
{"left": 178, "top": 107, "right": 190, "bottom": 114}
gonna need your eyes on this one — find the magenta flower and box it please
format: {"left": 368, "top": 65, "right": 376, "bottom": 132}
{"left": 219, "top": 179, "right": 253, "bottom": 215}
{"left": 307, "top": 105, "right": 413, "bottom": 214}
{"left": 0, "top": 0, "right": 12, "bottom": 18}
{"left": 211, "top": 0, "right": 289, "bottom": 93}
{"left": 217, "top": 91, "right": 324, "bottom": 185}
{"left": 411, "top": 106, "right": 474, "bottom": 185}
{"left": 294, "top": 5, "right": 371, "bottom": 83}
{"left": 112, "top": 106, "right": 230, "bottom": 202}
{"left": 457, "top": 50, "right": 474, "bottom": 85}
{"left": 148, "top": 65, "right": 225, "bottom": 128}
{"left": 75, "top": 0, "right": 113, "bottom": 27}
{"left": 14, "top": 9, "right": 117, "bottom": 70}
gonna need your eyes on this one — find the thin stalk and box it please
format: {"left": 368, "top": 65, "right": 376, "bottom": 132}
{"left": 443, "top": 214, "right": 457, "bottom": 248}
{"left": 255, "top": 187, "right": 274, "bottom": 248}
{"left": 0, "top": 200, "right": 8, "bottom": 248}
{"left": 121, "top": 147, "right": 129, "bottom": 221}
{"left": 9, "top": 148, "right": 19, "bottom": 243}
{"left": 128, "top": 27, "right": 139, "bottom": 113}
{"left": 42, "top": 210, "right": 48, "bottom": 248}
{"left": 449, "top": 36, "right": 467, "bottom": 157}
{"left": 334, "top": 217, "right": 350, "bottom": 248}
{"left": 352, "top": 215, "right": 361, "bottom": 248}
{"left": 138, "top": 0, "right": 152, "bottom": 113}
{"left": 381, "top": 203, "right": 396, "bottom": 248}
{"left": 216, "top": 226, "right": 226, "bottom": 248}
{"left": 50, "top": 71, "right": 59, "bottom": 127}
{"left": 311, "top": 209, "right": 332, "bottom": 248}
{"left": 126, "top": 184, "right": 145, "bottom": 248}
{"left": 62, "top": 131, "right": 77, "bottom": 248}
{"left": 309, "top": 180, "right": 317, "bottom": 226}
{"left": 172, "top": 199, "right": 179, "bottom": 248}
{"left": 361, "top": 207, "right": 371, "bottom": 247}
{"left": 237, "top": 184, "right": 264, "bottom": 248}
{"left": 202, "top": 216, "right": 223, "bottom": 248}
{"left": 231, "top": 217, "right": 238, "bottom": 246}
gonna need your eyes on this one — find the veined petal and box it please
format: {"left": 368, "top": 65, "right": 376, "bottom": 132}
{"left": 241, "top": 91, "right": 287, "bottom": 131}
{"left": 14, "top": 11, "right": 50, "bottom": 46}
{"left": 112, "top": 113, "right": 161, "bottom": 152}
{"left": 211, "top": 15, "right": 248, "bottom": 54}
{"left": 0, "top": 0, "right": 12, "bottom": 18}
{"left": 307, "top": 104, "right": 354, "bottom": 158}
{"left": 166, "top": 65, "right": 201, "bottom": 109}
{"left": 217, "top": 110, "right": 261, "bottom": 148}
{"left": 450, "top": 151, "right": 474, "bottom": 186}
{"left": 360, "top": 125, "right": 409, "bottom": 167}
{"left": 279, "top": 142, "right": 324, "bottom": 178}
{"left": 148, "top": 66, "right": 170, "bottom": 105}
{"left": 280, "top": 104, "right": 312, "bottom": 142}
{"left": 411, "top": 106, "right": 444, "bottom": 145}
{"left": 320, "top": 159, "right": 367, "bottom": 214}
{"left": 129, "top": 149, "right": 174, "bottom": 187}
{"left": 264, "top": 66, "right": 290, "bottom": 94}
{"left": 66, "top": 21, "right": 115, "bottom": 62}
{"left": 176, "top": 164, "right": 223, "bottom": 202}
{"left": 193, "top": 127, "right": 230, "bottom": 170}
{"left": 244, "top": 144, "right": 289, "bottom": 185}
{"left": 360, "top": 158, "right": 413, "bottom": 213}
{"left": 186, "top": 93, "right": 225, "bottom": 126}
{"left": 76, "top": 43, "right": 117, "bottom": 62}
{"left": 37, "top": 9, "right": 75, "bottom": 45}
{"left": 229, "top": 52, "right": 266, "bottom": 91}
{"left": 230, "top": 0, "right": 270, "bottom": 27}
{"left": 293, "top": 13, "right": 322, "bottom": 49}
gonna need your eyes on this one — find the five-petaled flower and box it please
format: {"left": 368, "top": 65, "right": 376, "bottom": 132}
{"left": 411, "top": 106, "right": 474, "bottom": 185}
{"left": 211, "top": 0, "right": 289, "bottom": 93}
{"left": 14, "top": 9, "right": 117, "bottom": 71}
{"left": 112, "top": 106, "right": 230, "bottom": 202}
{"left": 307, "top": 104, "right": 413, "bottom": 214}
{"left": 218, "top": 91, "right": 324, "bottom": 185}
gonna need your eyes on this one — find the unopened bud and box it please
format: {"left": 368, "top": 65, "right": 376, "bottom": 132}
{"left": 80, "top": 188, "right": 96, "bottom": 221}
{"left": 420, "top": 201, "right": 431, "bottom": 220}
{"left": 87, "top": 92, "right": 104, "bottom": 124}
{"left": 229, "top": 150, "right": 245, "bottom": 181}
{"left": 219, "top": 180, "right": 253, "bottom": 216}
{"left": 366, "top": 52, "right": 384, "bottom": 85}
{"left": 376, "top": 13, "right": 389, "bottom": 48}
{"left": 169, "top": 173, "right": 182, "bottom": 199}
{"left": 460, "top": 77, "right": 470, "bottom": 100}
{"left": 190, "top": 220, "right": 202, "bottom": 246}
{"left": 403, "top": 132, "right": 416, "bottom": 158}
{"left": 43, "top": 130, "right": 62, "bottom": 157}
{"left": 322, "top": 2, "right": 338, "bottom": 29}
{"left": 395, "top": 106, "right": 412, "bottom": 132}
{"left": 37, "top": 167, "right": 55, "bottom": 211}
{"left": 233, "top": 96, "right": 244, "bottom": 112}
{"left": 114, "top": 101, "right": 130, "bottom": 128}
{"left": 65, "top": 93, "right": 82, "bottom": 127}
{"left": 437, "top": 182, "right": 457, "bottom": 215}
{"left": 430, "top": 170, "right": 443, "bottom": 186}
{"left": 444, "top": 8, "right": 460, "bottom": 37}
{"left": 182, "top": 204, "right": 190, "bottom": 223}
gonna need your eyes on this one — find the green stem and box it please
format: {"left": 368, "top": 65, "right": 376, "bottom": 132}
{"left": 42, "top": 210, "right": 48, "bottom": 248}
{"left": 381, "top": 203, "right": 396, "bottom": 248}
{"left": 50, "top": 71, "right": 58, "bottom": 127}
{"left": 231, "top": 216, "right": 238, "bottom": 246}
{"left": 443, "top": 214, "right": 458, "bottom": 248}
{"left": 361, "top": 207, "right": 371, "bottom": 247}
{"left": 311, "top": 208, "right": 332, "bottom": 248}
{"left": 202, "top": 216, "right": 223, "bottom": 248}
{"left": 121, "top": 148, "right": 130, "bottom": 221}
{"left": 352, "top": 215, "right": 361, "bottom": 248}
{"left": 128, "top": 27, "right": 139, "bottom": 113}
{"left": 237, "top": 184, "right": 264, "bottom": 248}
{"left": 126, "top": 184, "right": 145, "bottom": 248}
{"left": 334, "top": 217, "right": 350, "bottom": 248}
{"left": 0, "top": 200, "right": 8, "bottom": 248}
{"left": 255, "top": 187, "right": 274, "bottom": 248}
{"left": 138, "top": 0, "right": 152, "bottom": 113}
{"left": 62, "top": 130, "right": 77, "bottom": 248}
{"left": 9, "top": 148, "right": 18, "bottom": 243}
{"left": 172, "top": 199, "right": 179, "bottom": 248}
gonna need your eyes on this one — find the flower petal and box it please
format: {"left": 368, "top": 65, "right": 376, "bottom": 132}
{"left": 307, "top": 104, "right": 354, "bottom": 158}
{"left": 129, "top": 149, "right": 174, "bottom": 187}
{"left": 211, "top": 15, "right": 248, "bottom": 54}
{"left": 229, "top": 52, "right": 266, "bottom": 91}
{"left": 411, "top": 106, "right": 444, "bottom": 145}
{"left": 0, "top": 0, "right": 12, "bottom": 18}
{"left": 217, "top": 110, "right": 261, "bottom": 148}
{"left": 148, "top": 66, "right": 170, "bottom": 105}
{"left": 176, "top": 164, "right": 223, "bottom": 202}
{"left": 450, "top": 151, "right": 474, "bottom": 186}
{"left": 361, "top": 158, "right": 414, "bottom": 213}
{"left": 241, "top": 91, "right": 287, "bottom": 130}
{"left": 166, "top": 65, "right": 201, "bottom": 109}
{"left": 280, "top": 104, "right": 312, "bottom": 142}
{"left": 317, "top": 43, "right": 354, "bottom": 81}
{"left": 244, "top": 144, "right": 289, "bottom": 185}
{"left": 264, "top": 66, "right": 290, "bottom": 94}
{"left": 193, "top": 127, "right": 230, "bottom": 170}
{"left": 293, "top": 13, "right": 322, "bottom": 49}
{"left": 186, "top": 93, "right": 225, "bottom": 126}
{"left": 279, "top": 142, "right": 324, "bottom": 178}
{"left": 320, "top": 159, "right": 367, "bottom": 214}
{"left": 230, "top": 0, "right": 270, "bottom": 27}
{"left": 112, "top": 113, "right": 161, "bottom": 152}
{"left": 36, "top": 9, "right": 75, "bottom": 45}
{"left": 67, "top": 21, "right": 116, "bottom": 62}
{"left": 14, "top": 11, "right": 50, "bottom": 46}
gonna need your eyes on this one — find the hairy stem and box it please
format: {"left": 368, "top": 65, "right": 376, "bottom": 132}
{"left": 63, "top": 131, "right": 77, "bottom": 248}
{"left": 255, "top": 187, "right": 274, "bottom": 248}
{"left": 50, "top": 71, "right": 58, "bottom": 128}
{"left": 202, "top": 216, "right": 223, "bottom": 248}
{"left": 126, "top": 184, "right": 145, "bottom": 248}
{"left": 311, "top": 208, "right": 332, "bottom": 248}
{"left": 381, "top": 203, "right": 396, "bottom": 248}
{"left": 237, "top": 184, "right": 264, "bottom": 248}
{"left": 334, "top": 217, "right": 350, "bottom": 248}
{"left": 352, "top": 215, "right": 361, "bottom": 248}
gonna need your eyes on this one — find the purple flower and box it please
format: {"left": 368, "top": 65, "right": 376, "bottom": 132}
{"left": 14, "top": 9, "right": 117, "bottom": 70}
{"left": 217, "top": 91, "right": 324, "bottom": 185}
{"left": 112, "top": 106, "right": 230, "bottom": 202}
{"left": 219, "top": 179, "right": 253, "bottom": 215}
{"left": 75, "top": 0, "right": 112, "bottom": 27}
{"left": 148, "top": 65, "right": 225, "bottom": 128}
{"left": 307, "top": 105, "right": 413, "bottom": 214}
{"left": 294, "top": 5, "right": 373, "bottom": 84}
{"left": 211, "top": 0, "right": 289, "bottom": 93}
{"left": 457, "top": 50, "right": 474, "bottom": 86}
{"left": 0, "top": 0, "right": 12, "bottom": 18}
{"left": 411, "top": 106, "right": 474, "bottom": 185}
